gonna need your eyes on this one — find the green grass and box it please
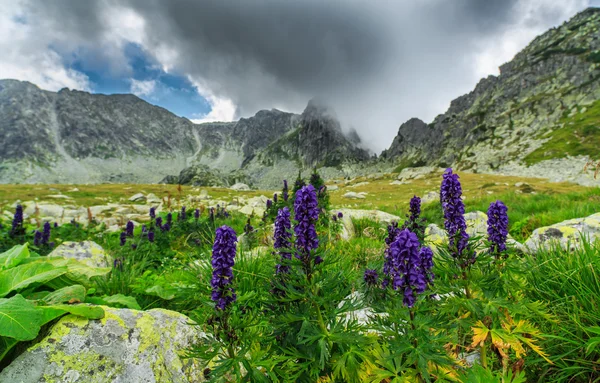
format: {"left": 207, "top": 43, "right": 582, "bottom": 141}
{"left": 524, "top": 99, "right": 600, "bottom": 165}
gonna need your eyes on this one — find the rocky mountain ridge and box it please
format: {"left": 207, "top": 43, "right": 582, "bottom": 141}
{"left": 0, "top": 80, "right": 368, "bottom": 187}
{"left": 382, "top": 7, "right": 600, "bottom": 185}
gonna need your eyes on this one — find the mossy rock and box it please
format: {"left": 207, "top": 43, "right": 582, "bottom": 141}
{"left": 0, "top": 307, "right": 205, "bottom": 383}
{"left": 524, "top": 212, "right": 600, "bottom": 252}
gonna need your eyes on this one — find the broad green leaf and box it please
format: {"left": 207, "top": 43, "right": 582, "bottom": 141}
{"left": 86, "top": 294, "right": 141, "bottom": 310}
{"left": 0, "top": 336, "right": 19, "bottom": 363}
{"left": 43, "top": 285, "right": 86, "bottom": 305}
{"left": 145, "top": 285, "right": 176, "bottom": 300}
{"left": 39, "top": 304, "right": 105, "bottom": 320}
{"left": 0, "top": 244, "right": 30, "bottom": 270}
{"left": 32, "top": 258, "right": 110, "bottom": 287}
{"left": 0, "top": 263, "right": 68, "bottom": 298}
{"left": 0, "top": 295, "right": 44, "bottom": 341}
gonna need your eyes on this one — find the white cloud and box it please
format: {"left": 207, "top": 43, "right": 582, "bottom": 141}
{"left": 0, "top": 0, "right": 90, "bottom": 91}
{"left": 129, "top": 79, "right": 156, "bottom": 97}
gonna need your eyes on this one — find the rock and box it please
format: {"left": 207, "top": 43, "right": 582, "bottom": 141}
{"left": 247, "top": 196, "right": 268, "bottom": 207}
{"left": 145, "top": 193, "right": 161, "bottom": 204}
{"left": 0, "top": 307, "right": 204, "bottom": 383}
{"left": 88, "top": 205, "right": 113, "bottom": 216}
{"left": 389, "top": 180, "right": 409, "bottom": 185}
{"left": 47, "top": 194, "right": 73, "bottom": 200}
{"left": 337, "top": 209, "right": 401, "bottom": 225}
{"left": 239, "top": 205, "right": 255, "bottom": 216}
{"left": 69, "top": 188, "right": 80, "bottom": 192}
{"left": 338, "top": 292, "right": 387, "bottom": 326}
{"left": 349, "top": 182, "right": 369, "bottom": 188}
{"left": 23, "top": 203, "right": 64, "bottom": 218}
{"left": 48, "top": 241, "right": 109, "bottom": 268}
{"left": 421, "top": 191, "right": 438, "bottom": 204}
{"left": 230, "top": 183, "right": 251, "bottom": 191}
{"left": 128, "top": 193, "right": 146, "bottom": 202}
{"left": 524, "top": 213, "right": 600, "bottom": 252}
{"left": 199, "top": 190, "right": 209, "bottom": 199}
{"left": 326, "top": 185, "right": 339, "bottom": 191}
{"left": 343, "top": 192, "right": 366, "bottom": 199}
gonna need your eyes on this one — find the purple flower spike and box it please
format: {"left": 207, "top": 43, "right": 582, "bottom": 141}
{"left": 149, "top": 207, "right": 156, "bottom": 220}
{"left": 364, "top": 269, "right": 379, "bottom": 287}
{"left": 273, "top": 193, "right": 278, "bottom": 203}
{"left": 487, "top": 200, "right": 509, "bottom": 255}
{"left": 440, "top": 169, "right": 470, "bottom": 258}
{"left": 293, "top": 185, "right": 320, "bottom": 261}
{"left": 211, "top": 226, "right": 238, "bottom": 310}
{"left": 126, "top": 221, "right": 134, "bottom": 237}
{"left": 33, "top": 230, "right": 42, "bottom": 246}
{"left": 42, "top": 222, "right": 51, "bottom": 245}
{"left": 194, "top": 208, "right": 200, "bottom": 220}
{"left": 274, "top": 207, "right": 292, "bottom": 274}
{"left": 387, "top": 229, "right": 428, "bottom": 307}
{"left": 283, "top": 180, "right": 289, "bottom": 201}
{"left": 10, "top": 204, "right": 24, "bottom": 236}
{"left": 148, "top": 231, "right": 155, "bottom": 243}
{"left": 337, "top": 212, "right": 343, "bottom": 219}
{"left": 266, "top": 199, "right": 273, "bottom": 209}
{"left": 119, "top": 232, "right": 127, "bottom": 246}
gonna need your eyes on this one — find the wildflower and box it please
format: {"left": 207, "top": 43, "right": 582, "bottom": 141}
{"left": 338, "top": 212, "right": 343, "bottom": 219}
{"left": 156, "top": 217, "right": 163, "bottom": 230}
{"left": 440, "top": 169, "right": 470, "bottom": 258}
{"left": 402, "top": 195, "right": 425, "bottom": 242}
{"left": 266, "top": 199, "right": 272, "bottom": 209}
{"left": 388, "top": 229, "right": 428, "bottom": 307}
{"left": 149, "top": 207, "right": 156, "bottom": 220}
{"left": 364, "top": 269, "right": 379, "bottom": 287}
{"left": 293, "top": 185, "right": 320, "bottom": 261}
{"left": 131, "top": 244, "right": 137, "bottom": 250}
{"left": 382, "top": 222, "right": 400, "bottom": 288}
{"left": 282, "top": 180, "right": 289, "bottom": 201}
{"left": 141, "top": 224, "right": 147, "bottom": 233}
{"left": 34, "top": 230, "right": 42, "bottom": 246}
{"left": 180, "top": 206, "right": 187, "bottom": 221}
{"left": 119, "top": 232, "right": 127, "bottom": 246}
{"left": 166, "top": 212, "right": 173, "bottom": 226}
{"left": 274, "top": 207, "right": 292, "bottom": 273}
{"left": 113, "top": 258, "right": 123, "bottom": 271}
{"left": 54, "top": 222, "right": 58, "bottom": 228}
{"left": 211, "top": 226, "right": 238, "bottom": 310}
{"left": 408, "top": 196, "right": 421, "bottom": 222}
{"left": 273, "top": 193, "right": 278, "bottom": 203}
{"left": 332, "top": 215, "right": 337, "bottom": 222}
{"left": 487, "top": 200, "right": 509, "bottom": 255}
{"left": 126, "top": 221, "right": 134, "bottom": 237}
{"left": 162, "top": 223, "right": 171, "bottom": 232}
{"left": 194, "top": 209, "right": 200, "bottom": 220}
{"left": 314, "top": 256, "right": 323, "bottom": 265}
{"left": 42, "top": 222, "right": 51, "bottom": 245}
{"left": 148, "top": 231, "right": 155, "bottom": 243}
{"left": 244, "top": 219, "right": 254, "bottom": 235}
{"left": 10, "top": 204, "right": 24, "bottom": 236}
{"left": 419, "top": 246, "right": 435, "bottom": 288}
{"left": 209, "top": 208, "right": 215, "bottom": 221}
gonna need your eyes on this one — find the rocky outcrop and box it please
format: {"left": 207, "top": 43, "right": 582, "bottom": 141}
{"left": 48, "top": 241, "right": 109, "bottom": 268}
{"left": 384, "top": 8, "right": 600, "bottom": 179}
{"left": 0, "top": 307, "right": 204, "bottom": 383}
{"left": 524, "top": 212, "right": 600, "bottom": 252}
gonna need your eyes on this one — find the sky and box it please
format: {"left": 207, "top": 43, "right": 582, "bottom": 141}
{"left": 1, "top": 0, "right": 598, "bottom": 152}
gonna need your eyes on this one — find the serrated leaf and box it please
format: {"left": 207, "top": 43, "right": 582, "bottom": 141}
{"left": 471, "top": 321, "right": 489, "bottom": 348}
{"left": 0, "top": 294, "right": 44, "bottom": 341}
{"left": 43, "top": 285, "right": 86, "bottom": 305}
{"left": 0, "top": 244, "right": 30, "bottom": 271}
{"left": 0, "top": 263, "right": 68, "bottom": 298}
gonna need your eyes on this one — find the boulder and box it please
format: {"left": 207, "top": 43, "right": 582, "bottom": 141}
{"left": 128, "top": 193, "right": 146, "bottom": 202}
{"left": 326, "top": 185, "right": 339, "bottom": 191}
{"left": 524, "top": 213, "right": 600, "bottom": 252}
{"left": 230, "top": 183, "right": 251, "bottom": 191}
{"left": 48, "top": 241, "right": 109, "bottom": 268}
{"left": 343, "top": 192, "right": 366, "bottom": 199}
{"left": 0, "top": 307, "right": 204, "bottom": 383}
{"left": 145, "top": 193, "right": 162, "bottom": 204}
{"left": 421, "top": 191, "right": 438, "bottom": 204}
{"left": 239, "top": 205, "right": 255, "bottom": 216}
{"left": 23, "top": 203, "right": 64, "bottom": 218}
{"left": 337, "top": 209, "right": 401, "bottom": 237}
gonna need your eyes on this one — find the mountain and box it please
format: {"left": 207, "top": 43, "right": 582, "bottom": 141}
{"left": 382, "top": 8, "right": 600, "bottom": 181}
{"left": 0, "top": 80, "right": 368, "bottom": 187}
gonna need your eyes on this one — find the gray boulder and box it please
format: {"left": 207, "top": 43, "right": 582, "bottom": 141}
{"left": 48, "top": 241, "right": 109, "bottom": 268}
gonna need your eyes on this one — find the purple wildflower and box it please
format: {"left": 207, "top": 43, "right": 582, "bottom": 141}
{"left": 54, "top": 222, "right": 58, "bottom": 228}
{"left": 141, "top": 224, "right": 147, "bottom": 233}
{"left": 194, "top": 209, "right": 200, "bottom": 220}
{"left": 34, "top": 230, "right": 42, "bottom": 246}
{"left": 440, "top": 169, "right": 470, "bottom": 258}
{"left": 131, "top": 244, "right": 137, "bottom": 250}
{"left": 119, "top": 232, "right": 127, "bottom": 246}
{"left": 487, "top": 200, "right": 509, "bottom": 255}
{"left": 180, "top": 206, "right": 187, "bottom": 221}
{"left": 382, "top": 222, "right": 400, "bottom": 288}
{"left": 125, "top": 221, "right": 134, "bottom": 237}
{"left": 282, "top": 180, "right": 289, "bottom": 202}
{"left": 338, "top": 212, "right": 343, "bottom": 219}
{"left": 293, "top": 185, "right": 320, "bottom": 261}
{"left": 274, "top": 207, "right": 292, "bottom": 273}
{"left": 148, "top": 231, "right": 155, "bottom": 243}
{"left": 10, "top": 204, "right": 24, "bottom": 236}
{"left": 162, "top": 223, "right": 171, "bottom": 232}
{"left": 332, "top": 215, "right": 337, "bottom": 222}
{"left": 409, "top": 196, "right": 421, "bottom": 222}
{"left": 149, "top": 207, "right": 156, "bottom": 220}
{"left": 42, "top": 222, "right": 51, "bottom": 245}
{"left": 113, "top": 258, "right": 123, "bottom": 271}
{"left": 209, "top": 208, "right": 215, "bottom": 221}
{"left": 244, "top": 219, "right": 254, "bottom": 235}
{"left": 166, "top": 212, "right": 173, "bottom": 226}
{"left": 387, "top": 229, "right": 428, "bottom": 307}
{"left": 266, "top": 199, "right": 273, "bottom": 209}
{"left": 156, "top": 216, "right": 163, "bottom": 229}
{"left": 211, "top": 226, "right": 238, "bottom": 310}
{"left": 274, "top": 193, "right": 278, "bottom": 203}
{"left": 419, "top": 246, "right": 435, "bottom": 287}
{"left": 364, "top": 269, "right": 379, "bottom": 287}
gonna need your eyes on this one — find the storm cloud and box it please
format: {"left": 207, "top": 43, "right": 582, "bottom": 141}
{"left": 16, "top": 0, "right": 591, "bottom": 151}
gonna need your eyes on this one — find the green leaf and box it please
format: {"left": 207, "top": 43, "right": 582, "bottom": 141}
{"left": 0, "top": 295, "right": 44, "bottom": 341}
{"left": 43, "top": 285, "right": 87, "bottom": 305}
{"left": 0, "top": 336, "right": 19, "bottom": 362}
{"left": 44, "top": 304, "right": 105, "bottom": 320}
{"left": 86, "top": 294, "right": 140, "bottom": 310}
{"left": 0, "top": 263, "right": 68, "bottom": 298}
{"left": 144, "top": 285, "right": 176, "bottom": 300}
{"left": 0, "top": 244, "right": 30, "bottom": 271}
{"left": 32, "top": 258, "right": 110, "bottom": 288}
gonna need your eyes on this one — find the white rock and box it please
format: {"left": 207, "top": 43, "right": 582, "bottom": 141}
{"left": 128, "top": 193, "right": 146, "bottom": 202}
{"left": 524, "top": 213, "right": 600, "bottom": 252}
{"left": 48, "top": 241, "right": 109, "bottom": 268}
{"left": 343, "top": 192, "right": 366, "bottom": 199}
{"left": 326, "top": 185, "right": 339, "bottom": 191}
{"left": 230, "top": 183, "right": 251, "bottom": 191}
{"left": 421, "top": 191, "right": 438, "bottom": 204}
{"left": 46, "top": 194, "right": 73, "bottom": 200}
{"left": 145, "top": 193, "right": 161, "bottom": 204}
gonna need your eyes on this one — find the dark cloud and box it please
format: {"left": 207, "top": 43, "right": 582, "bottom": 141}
{"left": 26, "top": 0, "right": 587, "bottom": 151}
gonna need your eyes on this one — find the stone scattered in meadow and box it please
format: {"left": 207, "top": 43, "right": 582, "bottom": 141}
{"left": 524, "top": 213, "right": 600, "bottom": 252}
{"left": 48, "top": 241, "right": 109, "bottom": 268}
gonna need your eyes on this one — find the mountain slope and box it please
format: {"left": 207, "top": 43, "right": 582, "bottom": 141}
{"left": 382, "top": 8, "right": 600, "bottom": 179}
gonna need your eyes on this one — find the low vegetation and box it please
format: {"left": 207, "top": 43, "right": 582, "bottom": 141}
{"left": 0, "top": 169, "right": 598, "bottom": 382}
